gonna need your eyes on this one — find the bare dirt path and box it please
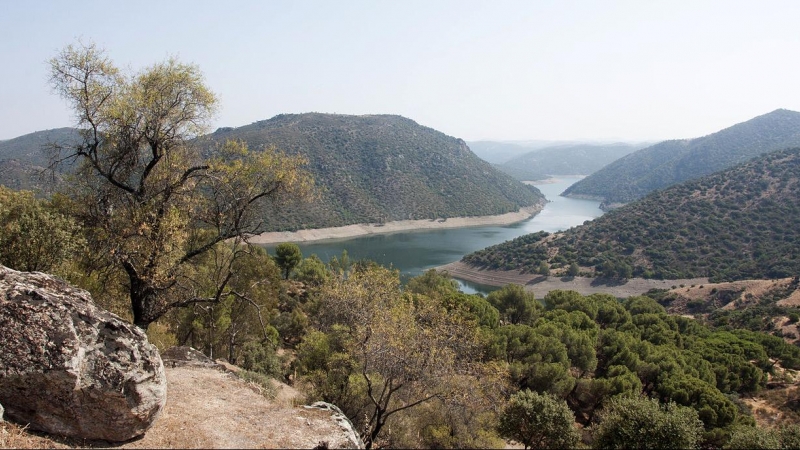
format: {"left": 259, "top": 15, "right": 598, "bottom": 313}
{"left": 439, "top": 261, "right": 708, "bottom": 298}
{"left": 119, "top": 366, "right": 356, "bottom": 449}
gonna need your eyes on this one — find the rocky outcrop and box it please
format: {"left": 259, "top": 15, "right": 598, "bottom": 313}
{"left": 0, "top": 265, "right": 166, "bottom": 442}
{"left": 304, "top": 402, "right": 365, "bottom": 449}
{"left": 161, "top": 345, "right": 226, "bottom": 370}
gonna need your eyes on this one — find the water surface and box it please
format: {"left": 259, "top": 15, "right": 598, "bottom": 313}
{"left": 263, "top": 176, "right": 603, "bottom": 293}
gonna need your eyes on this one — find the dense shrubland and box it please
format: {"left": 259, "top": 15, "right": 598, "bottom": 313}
{"left": 465, "top": 148, "right": 800, "bottom": 282}
{"left": 3, "top": 192, "right": 800, "bottom": 447}
{"left": 564, "top": 108, "right": 800, "bottom": 205}
{"left": 198, "top": 113, "right": 546, "bottom": 231}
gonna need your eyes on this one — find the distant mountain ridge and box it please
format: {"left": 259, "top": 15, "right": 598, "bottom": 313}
{"left": 496, "top": 143, "right": 645, "bottom": 181}
{"left": 463, "top": 147, "right": 800, "bottom": 282}
{"left": 563, "top": 109, "right": 800, "bottom": 206}
{"left": 205, "top": 114, "right": 544, "bottom": 231}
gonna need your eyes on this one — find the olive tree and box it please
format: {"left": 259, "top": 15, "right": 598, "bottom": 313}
{"left": 48, "top": 42, "right": 312, "bottom": 329}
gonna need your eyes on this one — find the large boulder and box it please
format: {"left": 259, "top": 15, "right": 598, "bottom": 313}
{"left": 0, "top": 265, "right": 166, "bottom": 442}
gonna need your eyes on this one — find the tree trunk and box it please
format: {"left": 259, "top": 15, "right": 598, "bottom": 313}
{"left": 124, "top": 262, "right": 157, "bottom": 330}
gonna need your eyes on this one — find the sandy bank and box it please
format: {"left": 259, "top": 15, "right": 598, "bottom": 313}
{"left": 439, "top": 261, "right": 708, "bottom": 298}
{"left": 247, "top": 204, "right": 544, "bottom": 245}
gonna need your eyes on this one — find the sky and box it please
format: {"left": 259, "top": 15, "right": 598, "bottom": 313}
{"left": 2, "top": 0, "right": 800, "bottom": 142}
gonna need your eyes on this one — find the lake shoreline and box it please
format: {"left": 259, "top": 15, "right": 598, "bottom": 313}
{"left": 248, "top": 203, "right": 546, "bottom": 245}
{"left": 439, "top": 261, "right": 709, "bottom": 298}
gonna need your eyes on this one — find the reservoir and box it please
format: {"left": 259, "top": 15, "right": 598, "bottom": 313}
{"left": 263, "top": 176, "right": 603, "bottom": 292}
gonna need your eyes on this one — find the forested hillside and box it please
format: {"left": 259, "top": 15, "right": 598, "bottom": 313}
{"left": 0, "top": 117, "right": 544, "bottom": 231}
{"left": 563, "top": 109, "right": 800, "bottom": 206}
{"left": 496, "top": 143, "right": 643, "bottom": 181}
{"left": 464, "top": 148, "right": 800, "bottom": 282}
{"left": 205, "top": 114, "right": 545, "bottom": 230}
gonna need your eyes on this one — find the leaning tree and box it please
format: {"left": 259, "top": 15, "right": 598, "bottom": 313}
{"left": 49, "top": 42, "right": 312, "bottom": 329}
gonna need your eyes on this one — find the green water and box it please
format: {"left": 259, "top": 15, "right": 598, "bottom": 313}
{"left": 263, "top": 176, "right": 603, "bottom": 294}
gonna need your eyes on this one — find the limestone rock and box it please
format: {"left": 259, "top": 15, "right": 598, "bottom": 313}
{"left": 161, "top": 346, "right": 225, "bottom": 370}
{"left": 0, "top": 265, "right": 166, "bottom": 442}
{"left": 303, "top": 402, "right": 365, "bottom": 449}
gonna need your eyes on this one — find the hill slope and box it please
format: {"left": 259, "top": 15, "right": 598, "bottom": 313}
{"left": 563, "top": 109, "right": 800, "bottom": 206}
{"left": 206, "top": 114, "right": 545, "bottom": 231}
{"left": 464, "top": 147, "right": 800, "bottom": 282}
{"left": 497, "top": 143, "right": 643, "bottom": 181}
{"left": 0, "top": 128, "right": 79, "bottom": 194}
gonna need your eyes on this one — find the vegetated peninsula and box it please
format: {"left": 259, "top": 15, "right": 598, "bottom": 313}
{"left": 563, "top": 109, "right": 800, "bottom": 207}
{"left": 495, "top": 142, "right": 645, "bottom": 181}
{"left": 204, "top": 113, "right": 545, "bottom": 231}
{"left": 463, "top": 147, "right": 800, "bottom": 282}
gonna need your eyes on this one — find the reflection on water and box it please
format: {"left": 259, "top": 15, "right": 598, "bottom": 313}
{"left": 262, "top": 176, "right": 603, "bottom": 295}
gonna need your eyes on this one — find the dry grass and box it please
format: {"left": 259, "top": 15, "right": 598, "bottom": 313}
{"left": 0, "top": 365, "right": 354, "bottom": 449}
{"left": 0, "top": 422, "right": 70, "bottom": 449}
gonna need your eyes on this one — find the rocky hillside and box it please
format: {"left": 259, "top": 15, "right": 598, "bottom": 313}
{"left": 204, "top": 114, "right": 544, "bottom": 231}
{"left": 464, "top": 147, "right": 800, "bottom": 282}
{"left": 563, "top": 109, "right": 800, "bottom": 206}
{"left": 496, "top": 143, "right": 643, "bottom": 181}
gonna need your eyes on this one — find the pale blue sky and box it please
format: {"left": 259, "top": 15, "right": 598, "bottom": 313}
{"left": 2, "top": 0, "right": 800, "bottom": 142}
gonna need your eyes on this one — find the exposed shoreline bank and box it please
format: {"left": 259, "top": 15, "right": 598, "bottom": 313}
{"left": 439, "top": 261, "right": 709, "bottom": 298}
{"left": 248, "top": 203, "right": 545, "bottom": 245}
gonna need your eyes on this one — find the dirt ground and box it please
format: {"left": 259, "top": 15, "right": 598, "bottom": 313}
{"left": 439, "top": 261, "right": 708, "bottom": 298}
{"left": 1, "top": 366, "right": 360, "bottom": 449}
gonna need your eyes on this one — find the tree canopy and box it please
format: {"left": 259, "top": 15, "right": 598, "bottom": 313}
{"left": 48, "top": 42, "right": 312, "bottom": 329}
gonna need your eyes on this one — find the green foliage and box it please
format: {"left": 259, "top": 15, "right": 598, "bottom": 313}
{"left": 487, "top": 284, "right": 541, "bottom": 325}
{"left": 205, "top": 113, "right": 545, "bottom": 231}
{"left": 0, "top": 187, "right": 84, "bottom": 274}
{"left": 405, "top": 268, "right": 461, "bottom": 299}
{"left": 239, "top": 341, "right": 282, "bottom": 378}
{"left": 592, "top": 397, "right": 704, "bottom": 449}
{"left": 725, "top": 425, "right": 782, "bottom": 449}
{"left": 274, "top": 243, "right": 303, "bottom": 279}
{"left": 464, "top": 147, "right": 800, "bottom": 281}
{"left": 48, "top": 42, "right": 313, "bottom": 329}
{"left": 172, "top": 245, "right": 283, "bottom": 362}
{"left": 565, "top": 109, "right": 800, "bottom": 205}
{"left": 298, "top": 265, "right": 490, "bottom": 449}
{"left": 293, "top": 254, "right": 330, "bottom": 286}
{"left": 498, "top": 389, "right": 580, "bottom": 449}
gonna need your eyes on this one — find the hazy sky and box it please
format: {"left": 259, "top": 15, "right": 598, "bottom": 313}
{"left": 3, "top": 0, "right": 800, "bottom": 142}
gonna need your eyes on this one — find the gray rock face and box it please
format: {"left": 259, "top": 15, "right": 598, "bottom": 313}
{"left": 0, "top": 265, "right": 166, "bottom": 442}
{"left": 304, "top": 401, "right": 365, "bottom": 449}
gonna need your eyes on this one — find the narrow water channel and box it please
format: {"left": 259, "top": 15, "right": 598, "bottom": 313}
{"left": 262, "top": 176, "right": 603, "bottom": 294}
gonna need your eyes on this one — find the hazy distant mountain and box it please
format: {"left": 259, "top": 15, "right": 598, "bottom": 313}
{"left": 0, "top": 127, "right": 79, "bottom": 194}
{"left": 563, "top": 109, "right": 800, "bottom": 206}
{"left": 467, "top": 140, "right": 573, "bottom": 164}
{"left": 464, "top": 147, "right": 800, "bottom": 282}
{"left": 495, "top": 143, "right": 645, "bottom": 181}
{"left": 205, "top": 114, "right": 545, "bottom": 231}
